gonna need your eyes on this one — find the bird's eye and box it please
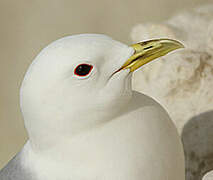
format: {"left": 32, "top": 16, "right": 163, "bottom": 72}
{"left": 74, "top": 64, "right": 93, "bottom": 77}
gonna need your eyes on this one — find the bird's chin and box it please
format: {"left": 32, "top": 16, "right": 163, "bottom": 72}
{"left": 104, "top": 68, "right": 133, "bottom": 102}
{"left": 109, "top": 67, "right": 131, "bottom": 80}
{"left": 107, "top": 68, "right": 131, "bottom": 86}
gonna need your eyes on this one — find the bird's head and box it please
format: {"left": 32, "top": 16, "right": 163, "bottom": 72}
{"left": 20, "top": 34, "right": 183, "bottom": 147}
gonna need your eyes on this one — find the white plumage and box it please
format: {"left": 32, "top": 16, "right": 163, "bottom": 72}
{"left": 0, "top": 34, "right": 184, "bottom": 180}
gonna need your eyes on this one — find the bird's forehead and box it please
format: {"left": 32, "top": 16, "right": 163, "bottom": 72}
{"left": 44, "top": 34, "right": 129, "bottom": 57}
{"left": 31, "top": 34, "right": 133, "bottom": 75}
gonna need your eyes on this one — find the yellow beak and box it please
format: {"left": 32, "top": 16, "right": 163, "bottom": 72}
{"left": 122, "top": 39, "right": 184, "bottom": 72}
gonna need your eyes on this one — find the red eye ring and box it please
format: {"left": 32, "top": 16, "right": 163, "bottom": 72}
{"left": 74, "top": 63, "right": 93, "bottom": 77}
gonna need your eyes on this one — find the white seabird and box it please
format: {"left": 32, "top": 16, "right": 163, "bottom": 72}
{"left": 0, "top": 34, "right": 185, "bottom": 180}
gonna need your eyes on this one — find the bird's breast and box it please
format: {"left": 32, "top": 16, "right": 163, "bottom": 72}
{"left": 24, "top": 101, "right": 185, "bottom": 180}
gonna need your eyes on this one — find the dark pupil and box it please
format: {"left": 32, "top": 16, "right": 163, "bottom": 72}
{"left": 75, "top": 64, "right": 92, "bottom": 76}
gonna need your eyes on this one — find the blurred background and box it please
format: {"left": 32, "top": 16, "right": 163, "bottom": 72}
{"left": 0, "top": 0, "right": 212, "bottom": 169}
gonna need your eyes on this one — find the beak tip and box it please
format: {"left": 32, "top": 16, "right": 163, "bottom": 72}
{"left": 171, "top": 39, "right": 185, "bottom": 49}
{"left": 177, "top": 41, "right": 185, "bottom": 49}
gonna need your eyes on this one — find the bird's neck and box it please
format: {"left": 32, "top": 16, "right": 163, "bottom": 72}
{"left": 27, "top": 104, "right": 130, "bottom": 152}
{"left": 26, "top": 92, "right": 134, "bottom": 151}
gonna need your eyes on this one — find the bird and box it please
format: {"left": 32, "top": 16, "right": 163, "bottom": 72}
{"left": 0, "top": 34, "right": 185, "bottom": 180}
